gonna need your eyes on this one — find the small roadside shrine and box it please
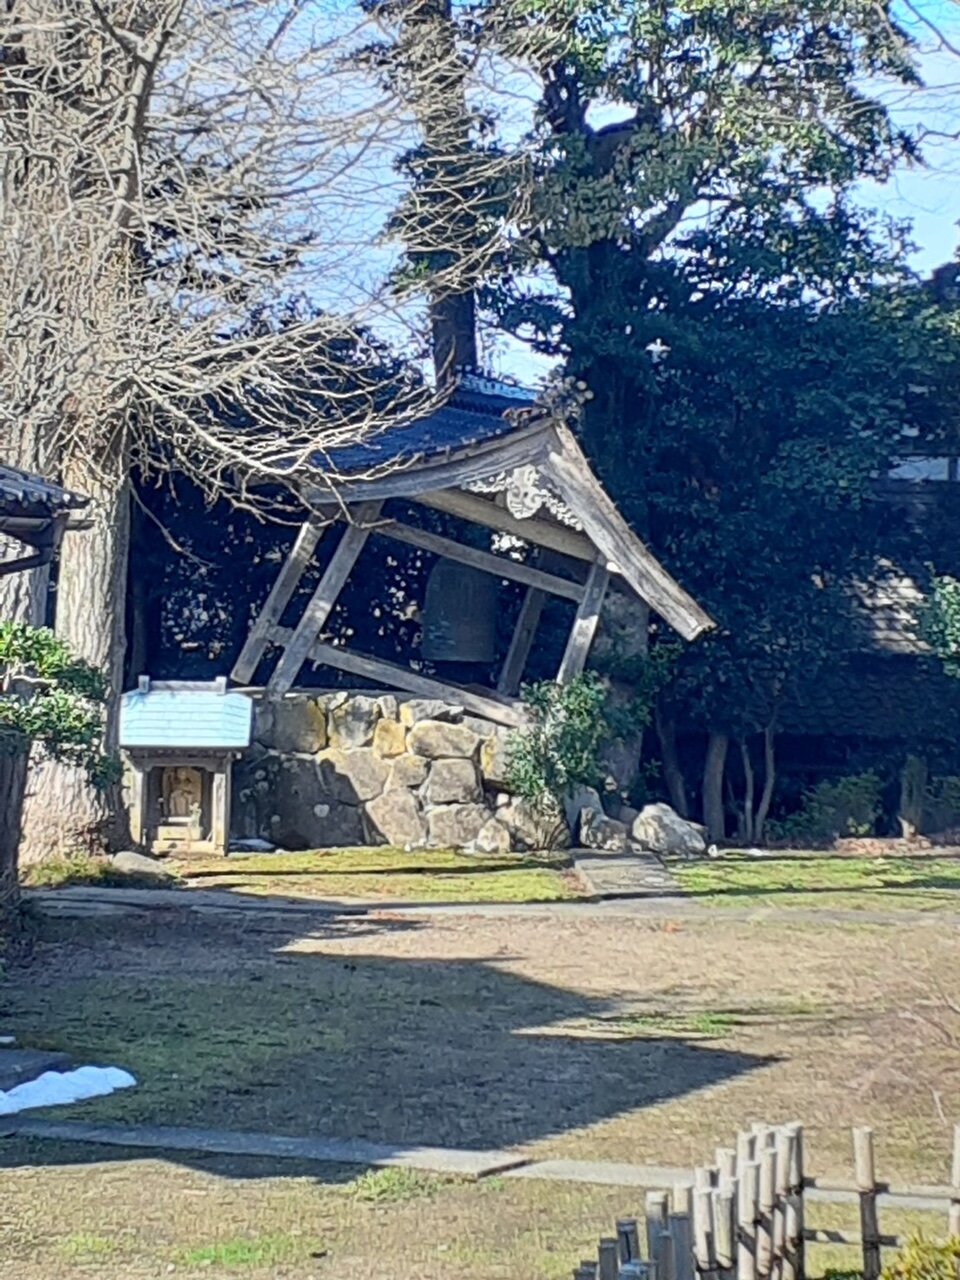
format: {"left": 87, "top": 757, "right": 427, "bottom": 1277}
{"left": 233, "top": 375, "right": 713, "bottom": 724}
{"left": 119, "top": 677, "right": 253, "bottom": 857}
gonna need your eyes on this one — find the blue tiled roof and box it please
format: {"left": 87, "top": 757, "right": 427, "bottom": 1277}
{"left": 119, "top": 688, "right": 253, "bottom": 750}
{"left": 310, "top": 386, "right": 535, "bottom": 477}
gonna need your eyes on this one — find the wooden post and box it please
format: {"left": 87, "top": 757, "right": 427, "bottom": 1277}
{"left": 854, "top": 1127, "right": 882, "bottom": 1280}
{"left": 950, "top": 1124, "right": 960, "bottom": 1239}
{"left": 738, "top": 1131, "right": 757, "bottom": 1171}
{"left": 231, "top": 518, "right": 325, "bottom": 683}
{"left": 694, "top": 1185, "right": 718, "bottom": 1280}
{"left": 211, "top": 765, "right": 230, "bottom": 857}
{"left": 497, "top": 585, "right": 545, "bottom": 695}
{"left": 556, "top": 557, "right": 609, "bottom": 683}
{"left": 717, "top": 1149, "right": 738, "bottom": 1183}
{"left": 757, "top": 1143, "right": 776, "bottom": 1280}
{"left": 738, "top": 1160, "right": 760, "bottom": 1280}
{"left": 267, "top": 502, "right": 381, "bottom": 696}
{"left": 618, "top": 1219, "right": 641, "bottom": 1263}
{"left": 647, "top": 1191, "right": 670, "bottom": 1262}
{"left": 672, "top": 1184, "right": 695, "bottom": 1280}
{"left": 772, "top": 1129, "right": 791, "bottom": 1280}
{"left": 598, "top": 1238, "right": 619, "bottom": 1280}
{"left": 715, "top": 1183, "right": 736, "bottom": 1280}
{"left": 785, "top": 1125, "right": 805, "bottom": 1280}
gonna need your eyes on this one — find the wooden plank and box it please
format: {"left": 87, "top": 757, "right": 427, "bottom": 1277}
{"left": 950, "top": 1124, "right": 960, "bottom": 1238}
{"left": 128, "top": 766, "right": 145, "bottom": 849}
{"left": 498, "top": 586, "right": 546, "bottom": 695}
{"left": 281, "top": 636, "right": 527, "bottom": 728}
{"left": 267, "top": 503, "right": 381, "bottom": 696}
{"left": 303, "top": 419, "right": 553, "bottom": 506}
{"left": 232, "top": 519, "right": 326, "bottom": 683}
{"left": 416, "top": 487, "right": 600, "bottom": 563}
{"left": 556, "top": 559, "right": 609, "bottom": 683}
{"left": 374, "top": 518, "right": 584, "bottom": 602}
{"left": 854, "top": 1127, "right": 882, "bottom": 1280}
{"left": 541, "top": 422, "right": 714, "bottom": 641}
{"left": 211, "top": 770, "right": 229, "bottom": 857}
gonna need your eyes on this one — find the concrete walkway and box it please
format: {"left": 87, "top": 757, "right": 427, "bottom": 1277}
{"left": 573, "top": 849, "right": 683, "bottom": 899}
{"left": 3, "top": 1117, "right": 951, "bottom": 1213}
{"left": 25, "top": 882, "right": 960, "bottom": 931}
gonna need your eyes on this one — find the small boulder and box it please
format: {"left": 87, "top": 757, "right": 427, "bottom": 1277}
{"left": 408, "top": 720, "right": 481, "bottom": 760}
{"left": 427, "top": 803, "right": 490, "bottom": 848}
{"left": 478, "top": 727, "right": 514, "bottom": 787}
{"left": 365, "top": 790, "right": 428, "bottom": 847}
{"left": 111, "top": 851, "right": 177, "bottom": 881}
{"left": 562, "top": 784, "right": 604, "bottom": 838}
{"left": 579, "top": 809, "right": 630, "bottom": 854}
{"left": 474, "top": 818, "right": 512, "bottom": 855}
{"left": 631, "top": 802, "right": 706, "bottom": 858}
{"left": 328, "top": 695, "right": 383, "bottom": 749}
{"left": 499, "top": 799, "right": 570, "bottom": 851}
{"left": 423, "top": 758, "right": 481, "bottom": 806}
{"left": 399, "top": 699, "right": 464, "bottom": 727}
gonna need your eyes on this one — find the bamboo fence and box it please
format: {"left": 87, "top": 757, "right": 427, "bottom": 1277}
{"left": 573, "top": 1123, "right": 960, "bottom": 1280}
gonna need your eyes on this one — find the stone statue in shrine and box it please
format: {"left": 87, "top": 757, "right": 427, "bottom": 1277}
{"left": 164, "top": 767, "right": 202, "bottom": 823}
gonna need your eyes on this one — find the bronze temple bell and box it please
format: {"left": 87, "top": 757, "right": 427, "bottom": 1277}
{"left": 420, "top": 558, "right": 497, "bottom": 664}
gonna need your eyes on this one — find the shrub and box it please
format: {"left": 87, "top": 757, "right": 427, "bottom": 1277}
{"left": 770, "top": 770, "right": 882, "bottom": 844}
{"left": 923, "top": 776, "right": 960, "bottom": 835}
{"left": 881, "top": 1234, "right": 960, "bottom": 1280}
{"left": 507, "top": 673, "right": 610, "bottom": 813}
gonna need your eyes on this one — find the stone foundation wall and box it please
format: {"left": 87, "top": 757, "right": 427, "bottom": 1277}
{"left": 233, "top": 691, "right": 564, "bottom": 852}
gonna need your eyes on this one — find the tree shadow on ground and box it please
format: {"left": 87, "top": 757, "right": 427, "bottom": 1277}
{"left": 0, "top": 899, "right": 770, "bottom": 1183}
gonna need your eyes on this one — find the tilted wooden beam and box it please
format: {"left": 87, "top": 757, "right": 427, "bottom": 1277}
{"left": 374, "top": 518, "right": 584, "bottom": 603}
{"left": 267, "top": 502, "right": 382, "bottom": 696}
{"left": 542, "top": 423, "right": 714, "bottom": 641}
{"left": 232, "top": 518, "right": 326, "bottom": 684}
{"left": 497, "top": 586, "right": 546, "bottom": 696}
{"left": 416, "top": 488, "right": 600, "bottom": 564}
{"left": 271, "top": 631, "right": 527, "bottom": 728}
{"left": 556, "top": 558, "right": 610, "bottom": 684}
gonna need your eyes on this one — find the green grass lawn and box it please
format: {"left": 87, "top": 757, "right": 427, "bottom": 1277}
{"left": 673, "top": 852, "right": 960, "bottom": 911}
{"left": 25, "top": 846, "right": 583, "bottom": 905}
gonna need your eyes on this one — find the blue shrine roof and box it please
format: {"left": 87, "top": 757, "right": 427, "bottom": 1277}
{"left": 119, "top": 682, "right": 253, "bottom": 750}
{"left": 310, "top": 378, "right": 537, "bottom": 477}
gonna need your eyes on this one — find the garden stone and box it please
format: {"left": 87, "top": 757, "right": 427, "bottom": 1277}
{"left": 268, "top": 696, "right": 328, "bottom": 754}
{"left": 399, "top": 699, "right": 464, "bottom": 727}
{"left": 474, "top": 818, "right": 512, "bottom": 855}
{"left": 316, "top": 748, "right": 389, "bottom": 804}
{"left": 385, "top": 755, "right": 430, "bottom": 791}
{"left": 427, "top": 803, "right": 490, "bottom": 848}
{"left": 111, "top": 851, "right": 177, "bottom": 880}
{"left": 579, "top": 809, "right": 630, "bottom": 854}
{"left": 423, "top": 758, "right": 481, "bottom": 806}
{"left": 328, "top": 695, "right": 382, "bottom": 749}
{"left": 408, "top": 720, "right": 481, "bottom": 760}
{"left": 631, "top": 802, "right": 706, "bottom": 858}
{"left": 365, "top": 790, "right": 427, "bottom": 847}
{"left": 499, "top": 799, "right": 570, "bottom": 851}
{"left": 372, "top": 718, "right": 407, "bottom": 759}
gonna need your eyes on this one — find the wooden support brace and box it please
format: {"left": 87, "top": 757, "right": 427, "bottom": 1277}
{"left": 232, "top": 518, "right": 326, "bottom": 683}
{"left": 497, "top": 586, "right": 546, "bottom": 695}
{"left": 556, "top": 557, "right": 609, "bottom": 684}
{"left": 267, "top": 503, "right": 381, "bottom": 696}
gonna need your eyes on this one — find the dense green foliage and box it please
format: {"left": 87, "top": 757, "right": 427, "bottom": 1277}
{"left": 768, "top": 771, "right": 882, "bottom": 844}
{"left": 922, "top": 574, "right": 960, "bottom": 680}
{"left": 507, "top": 673, "right": 610, "bottom": 811}
{"left": 0, "top": 623, "right": 113, "bottom": 784}
{"left": 881, "top": 1236, "right": 960, "bottom": 1280}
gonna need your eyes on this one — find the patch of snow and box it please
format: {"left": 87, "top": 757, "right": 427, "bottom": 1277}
{"left": 0, "top": 1065, "right": 136, "bottom": 1115}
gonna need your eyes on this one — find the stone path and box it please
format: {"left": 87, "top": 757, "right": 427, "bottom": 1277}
{"left": 3, "top": 1118, "right": 951, "bottom": 1212}
{"left": 573, "top": 849, "right": 682, "bottom": 899}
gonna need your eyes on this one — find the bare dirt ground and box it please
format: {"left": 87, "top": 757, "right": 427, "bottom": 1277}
{"left": 2, "top": 904, "right": 958, "bottom": 1277}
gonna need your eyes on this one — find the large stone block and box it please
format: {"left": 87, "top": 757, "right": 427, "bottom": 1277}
{"left": 269, "top": 757, "right": 365, "bottom": 848}
{"left": 474, "top": 818, "right": 512, "bottom": 855}
{"left": 399, "top": 698, "right": 464, "bottom": 727}
{"left": 373, "top": 718, "right": 408, "bottom": 759}
{"left": 423, "top": 758, "right": 481, "bottom": 806}
{"left": 316, "top": 747, "right": 389, "bottom": 804}
{"left": 328, "top": 695, "right": 382, "bottom": 749}
{"left": 408, "top": 720, "right": 481, "bottom": 760}
{"left": 385, "top": 755, "right": 430, "bottom": 791}
{"left": 478, "top": 726, "right": 514, "bottom": 788}
{"left": 427, "top": 803, "right": 490, "bottom": 849}
{"left": 365, "top": 790, "right": 428, "bottom": 848}
{"left": 631, "top": 803, "right": 706, "bottom": 858}
{"left": 267, "top": 696, "right": 328, "bottom": 754}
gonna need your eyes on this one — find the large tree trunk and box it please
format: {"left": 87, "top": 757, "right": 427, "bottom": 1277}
{"left": 703, "top": 731, "right": 729, "bottom": 845}
{"left": 0, "top": 744, "right": 28, "bottom": 927}
{"left": 19, "top": 448, "right": 130, "bottom": 862}
{"left": 656, "top": 706, "right": 688, "bottom": 817}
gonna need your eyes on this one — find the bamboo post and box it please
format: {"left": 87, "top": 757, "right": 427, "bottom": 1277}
{"left": 672, "top": 1184, "right": 695, "bottom": 1280}
{"left": 648, "top": 1192, "right": 671, "bottom": 1263}
{"left": 598, "top": 1238, "right": 619, "bottom": 1280}
{"left": 757, "top": 1143, "right": 776, "bottom": 1280}
{"left": 738, "top": 1160, "right": 760, "bottom": 1280}
{"left": 694, "top": 1185, "right": 718, "bottom": 1280}
{"left": 785, "top": 1125, "right": 805, "bottom": 1280}
{"left": 618, "top": 1219, "right": 641, "bottom": 1264}
{"left": 715, "top": 1182, "right": 737, "bottom": 1280}
{"left": 773, "top": 1128, "right": 791, "bottom": 1280}
{"left": 950, "top": 1124, "right": 960, "bottom": 1239}
{"left": 854, "top": 1127, "right": 882, "bottom": 1280}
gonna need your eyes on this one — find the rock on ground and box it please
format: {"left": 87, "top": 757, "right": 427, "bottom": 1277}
{"left": 631, "top": 803, "right": 706, "bottom": 858}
